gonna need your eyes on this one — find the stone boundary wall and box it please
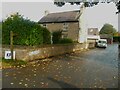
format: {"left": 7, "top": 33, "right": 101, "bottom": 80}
{"left": 1, "top": 43, "right": 95, "bottom": 61}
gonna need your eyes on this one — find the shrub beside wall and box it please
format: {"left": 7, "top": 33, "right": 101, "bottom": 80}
{"left": 59, "top": 38, "right": 73, "bottom": 44}
{"left": 52, "top": 30, "right": 73, "bottom": 44}
{"left": 113, "top": 36, "right": 120, "bottom": 42}
{"left": 2, "top": 13, "right": 51, "bottom": 46}
{"left": 52, "top": 30, "right": 62, "bottom": 44}
{"left": 42, "top": 28, "right": 51, "bottom": 44}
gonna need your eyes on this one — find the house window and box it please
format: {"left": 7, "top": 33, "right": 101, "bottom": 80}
{"left": 62, "top": 34, "right": 68, "bottom": 38}
{"left": 43, "top": 24, "right": 47, "bottom": 28}
{"left": 90, "top": 29, "right": 93, "bottom": 32}
{"left": 63, "top": 23, "right": 68, "bottom": 31}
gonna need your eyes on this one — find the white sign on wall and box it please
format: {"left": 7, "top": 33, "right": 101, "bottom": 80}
{"left": 5, "top": 51, "right": 15, "bottom": 59}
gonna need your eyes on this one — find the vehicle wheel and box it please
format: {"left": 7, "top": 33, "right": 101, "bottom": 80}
{"left": 104, "top": 47, "right": 106, "bottom": 49}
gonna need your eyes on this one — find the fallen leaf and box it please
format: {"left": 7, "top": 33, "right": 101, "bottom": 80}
{"left": 24, "top": 84, "right": 28, "bottom": 87}
{"left": 19, "top": 82, "right": 22, "bottom": 85}
{"left": 10, "top": 83, "right": 14, "bottom": 85}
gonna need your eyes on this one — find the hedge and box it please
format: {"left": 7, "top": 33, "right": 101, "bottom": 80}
{"left": 59, "top": 38, "right": 73, "bottom": 44}
{"left": 2, "top": 13, "right": 51, "bottom": 46}
{"left": 52, "top": 30, "right": 73, "bottom": 44}
{"left": 113, "top": 36, "right": 120, "bottom": 42}
{"left": 52, "top": 30, "right": 62, "bottom": 44}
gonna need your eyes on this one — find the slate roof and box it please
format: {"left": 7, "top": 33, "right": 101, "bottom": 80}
{"left": 38, "top": 10, "right": 80, "bottom": 23}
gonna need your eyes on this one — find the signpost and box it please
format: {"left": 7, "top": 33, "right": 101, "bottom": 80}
{"left": 51, "top": 32, "right": 53, "bottom": 44}
{"left": 10, "top": 31, "right": 14, "bottom": 60}
{"left": 5, "top": 51, "right": 15, "bottom": 59}
{"left": 5, "top": 31, "right": 16, "bottom": 60}
{"left": 4, "top": 31, "right": 17, "bottom": 60}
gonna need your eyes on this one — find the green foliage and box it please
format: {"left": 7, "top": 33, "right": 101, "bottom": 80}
{"left": 113, "top": 36, "right": 120, "bottom": 42}
{"left": 100, "top": 23, "right": 117, "bottom": 36}
{"left": 0, "top": 22, "right": 2, "bottom": 30}
{"left": 2, "top": 13, "right": 51, "bottom": 46}
{"left": 84, "top": 2, "right": 90, "bottom": 7}
{"left": 2, "top": 58, "right": 27, "bottom": 67}
{"left": 52, "top": 30, "right": 62, "bottom": 44}
{"left": 0, "top": 22, "right": 2, "bottom": 44}
{"left": 59, "top": 38, "right": 73, "bottom": 44}
{"left": 42, "top": 27, "right": 51, "bottom": 44}
{"left": 52, "top": 30, "right": 73, "bottom": 44}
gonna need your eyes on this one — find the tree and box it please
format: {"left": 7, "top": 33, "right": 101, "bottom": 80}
{"left": 100, "top": 23, "right": 117, "bottom": 36}
{"left": 54, "top": 0, "right": 99, "bottom": 7}
{"left": 2, "top": 13, "right": 51, "bottom": 46}
{"left": 0, "top": 22, "right": 1, "bottom": 30}
{"left": 113, "top": 32, "right": 120, "bottom": 37}
{"left": 113, "top": 32, "right": 120, "bottom": 42}
{"left": 116, "top": 1, "right": 120, "bottom": 14}
{"left": 54, "top": 0, "right": 120, "bottom": 13}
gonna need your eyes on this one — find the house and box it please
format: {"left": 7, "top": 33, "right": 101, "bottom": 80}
{"left": 38, "top": 5, "right": 88, "bottom": 43}
{"left": 87, "top": 28, "right": 100, "bottom": 43}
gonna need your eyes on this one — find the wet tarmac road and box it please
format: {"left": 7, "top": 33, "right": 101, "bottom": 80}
{"left": 2, "top": 44, "right": 119, "bottom": 88}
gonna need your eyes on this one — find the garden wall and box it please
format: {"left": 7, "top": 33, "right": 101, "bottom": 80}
{"left": 1, "top": 43, "right": 94, "bottom": 61}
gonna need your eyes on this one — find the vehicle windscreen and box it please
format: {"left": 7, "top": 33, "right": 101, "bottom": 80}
{"left": 98, "top": 41, "right": 107, "bottom": 43}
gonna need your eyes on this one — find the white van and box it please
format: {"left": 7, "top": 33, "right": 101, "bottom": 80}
{"left": 96, "top": 39, "right": 107, "bottom": 48}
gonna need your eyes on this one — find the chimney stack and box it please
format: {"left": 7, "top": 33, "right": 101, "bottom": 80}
{"left": 44, "top": 10, "right": 49, "bottom": 16}
{"left": 80, "top": 3, "right": 85, "bottom": 15}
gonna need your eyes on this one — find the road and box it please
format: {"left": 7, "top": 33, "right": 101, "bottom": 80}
{"left": 2, "top": 44, "right": 119, "bottom": 89}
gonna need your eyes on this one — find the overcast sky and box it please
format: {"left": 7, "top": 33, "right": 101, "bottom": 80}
{"left": 1, "top": 0, "right": 118, "bottom": 31}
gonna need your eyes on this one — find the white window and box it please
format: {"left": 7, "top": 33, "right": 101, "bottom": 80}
{"left": 62, "top": 34, "right": 68, "bottom": 38}
{"left": 63, "top": 23, "right": 68, "bottom": 31}
{"left": 90, "top": 29, "right": 93, "bottom": 32}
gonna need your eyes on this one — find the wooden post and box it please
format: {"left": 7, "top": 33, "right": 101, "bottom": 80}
{"left": 10, "top": 31, "right": 13, "bottom": 60}
{"left": 51, "top": 32, "right": 53, "bottom": 44}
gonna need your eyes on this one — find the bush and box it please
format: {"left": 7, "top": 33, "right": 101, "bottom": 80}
{"left": 42, "top": 27, "right": 51, "bottom": 44}
{"left": 113, "top": 36, "right": 120, "bottom": 42}
{"left": 2, "top": 13, "right": 51, "bottom": 46}
{"left": 59, "top": 38, "right": 73, "bottom": 44}
{"left": 52, "top": 30, "right": 73, "bottom": 44}
{"left": 52, "top": 30, "right": 62, "bottom": 44}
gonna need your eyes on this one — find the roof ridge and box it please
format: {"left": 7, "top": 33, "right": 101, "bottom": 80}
{"left": 38, "top": 10, "right": 80, "bottom": 23}
{"left": 48, "top": 10, "right": 80, "bottom": 15}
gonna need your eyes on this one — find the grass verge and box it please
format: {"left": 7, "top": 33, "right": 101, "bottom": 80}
{"left": 0, "top": 58, "right": 27, "bottom": 69}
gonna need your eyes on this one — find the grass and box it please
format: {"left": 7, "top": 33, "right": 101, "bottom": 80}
{"left": 1, "top": 58, "right": 27, "bottom": 68}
